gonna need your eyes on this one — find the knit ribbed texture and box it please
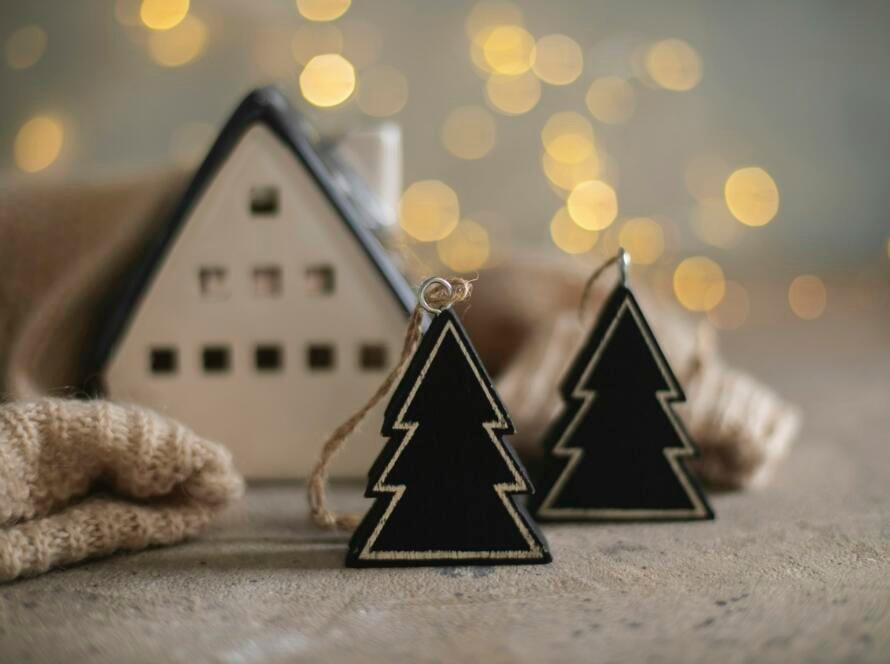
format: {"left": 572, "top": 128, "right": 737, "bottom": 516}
{"left": 0, "top": 398, "right": 244, "bottom": 582}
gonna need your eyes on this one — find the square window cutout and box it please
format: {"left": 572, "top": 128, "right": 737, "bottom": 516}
{"left": 250, "top": 186, "right": 279, "bottom": 216}
{"left": 255, "top": 344, "right": 283, "bottom": 372}
{"left": 359, "top": 343, "right": 387, "bottom": 371}
{"left": 253, "top": 266, "right": 283, "bottom": 297}
{"left": 150, "top": 347, "right": 177, "bottom": 374}
{"left": 199, "top": 266, "right": 228, "bottom": 299}
{"left": 203, "top": 346, "right": 230, "bottom": 373}
{"left": 307, "top": 344, "right": 335, "bottom": 371}
{"left": 305, "top": 265, "right": 335, "bottom": 296}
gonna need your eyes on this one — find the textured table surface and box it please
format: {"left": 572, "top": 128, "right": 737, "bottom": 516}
{"left": 1, "top": 306, "right": 889, "bottom": 663}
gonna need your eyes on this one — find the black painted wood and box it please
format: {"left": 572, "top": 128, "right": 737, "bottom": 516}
{"left": 347, "top": 308, "right": 551, "bottom": 567}
{"left": 530, "top": 284, "right": 715, "bottom": 522}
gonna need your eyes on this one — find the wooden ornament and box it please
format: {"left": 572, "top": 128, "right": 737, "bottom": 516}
{"left": 85, "top": 86, "right": 414, "bottom": 480}
{"left": 531, "top": 273, "right": 715, "bottom": 521}
{"left": 347, "top": 306, "right": 551, "bottom": 567}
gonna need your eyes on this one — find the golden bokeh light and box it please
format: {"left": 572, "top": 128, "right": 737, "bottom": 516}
{"left": 399, "top": 180, "right": 460, "bottom": 242}
{"left": 291, "top": 24, "right": 342, "bottom": 65}
{"left": 5, "top": 25, "right": 47, "bottom": 70}
{"left": 485, "top": 71, "right": 541, "bottom": 115}
{"left": 532, "top": 34, "right": 582, "bottom": 85}
{"left": 140, "top": 0, "right": 189, "bottom": 30}
{"left": 690, "top": 197, "right": 743, "bottom": 249}
{"left": 585, "top": 77, "right": 636, "bottom": 125}
{"left": 147, "top": 15, "right": 207, "bottom": 67}
{"left": 644, "top": 38, "right": 702, "bottom": 91}
{"left": 299, "top": 53, "right": 355, "bottom": 107}
{"left": 14, "top": 115, "right": 64, "bottom": 173}
{"left": 707, "top": 280, "right": 750, "bottom": 330}
{"left": 441, "top": 106, "right": 497, "bottom": 160}
{"left": 541, "top": 151, "right": 600, "bottom": 192}
{"left": 567, "top": 180, "right": 618, "bottom": 231}
{"left": 296, "top": 0, "right": 351, "bottom": 22}
{"left": 465, "top": 1, "right": 523, "bottom": 39}
{"left": 356, "top": 66, "right": 408, "bottom": 117}
{"left": 788, "top": 275, "right": 827, "bottom": 320}
{"left": 437, "top": 219, "right": 491, "bottom": 272}
{"left": 541, "top": 112, "right": 594, "bottom": 165}
{"left": 482, "top": 25, "right": 536, "bottom": 75}
{"left": 724, "top": 166, "right": 780, "bottom": 227}
{"left": 673, "top": 256, "right": 725, "bottom": 311}
{"left": 685, "top": 153, "right": 729, "bottom": 200}
{"left": 618, "top": 217, "right": 664, "bottom": 265}
{"left": 550, "top": 207, "right": 598, "bottom": 254}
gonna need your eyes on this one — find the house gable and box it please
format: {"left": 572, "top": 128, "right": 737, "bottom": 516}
{"left": 89, "top": 87, "right": 415, "bottom": 478}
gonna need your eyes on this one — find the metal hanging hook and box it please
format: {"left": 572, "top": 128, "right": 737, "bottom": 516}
{"left": 578, "top": 249, "right": 632, "bottom": 321}
{"left": 418, "top": 276, "right": 454, "bottom": 315}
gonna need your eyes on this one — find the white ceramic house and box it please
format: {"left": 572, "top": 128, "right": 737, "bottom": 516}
{"left": 89, "top": 87, "right": 414, "bottom": 479}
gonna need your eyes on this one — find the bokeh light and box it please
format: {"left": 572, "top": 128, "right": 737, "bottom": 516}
{"left": 673, "top": 256, "right": 726, "bottom": 311}
{"left": 441, "top": 106, "right": 497, "bottom": 160}
{"left": 690, "top": 197, "right": 743, "bottom": 249}
{"left": 618, "top": 217, "right": 664, "bottom": 265}
{"left": 14, "top": 115, "right": 64, "bottom": 173}
{"left": 437, "top": 219, "right": 491, "bottom": 272}
{"left": 585, "top": 77, "right": 635, "bottom": 125}
{"left": 541, "top": 151, "right": 600, "bottom": 192}
{"left": 788, "top": 275, "right": 827, "bottom": 320}
{"left": 299, "top": 53, "right": 355, "bottom": 107}
{"left": 482, "top": 25, "right": 535, "bottom": 75}
{"left": 140, "top": 0, "right": 189, "bottom": 30}
{"left": 399, "top": 180, "right": 460, "bottom": 242}
{"left": 566, "top": 180, "right": 618, "bottom": 231}
{"left": 296, "top": 0, "right": 350, "bottom": 22}
{"left": 5, "top": 26, "right": 47, "bottom": 70}
{"left": 356, "top": 66, "right": 408, "bottom": 117}
{"left": 485, "top": 71, "right": 541, "bottom": 115}
{"left": 465, "top": 1, "right": 523, "bottom": 39}
{"left": 707, "top": 280, "right": 750, "bottom": 330}
{"left": 147, "top": 15, "right": 207, "bottom": 67}
{"left": 644, "top": 38, "right": 702, "bottom": 91}
{"left": 724, "top": 166, "right": 780, "bottom": 227}
{"left": 541, "top": 112, "right": 594, "bottom": 165}
{"left": 550, "top": 207, "right": 598, "bottom": 254}
{"left": 291, "top": 24, "right": 343, "bottom": 65}
{"left": 532, "top": 34, "right": 582, "bottom": 85}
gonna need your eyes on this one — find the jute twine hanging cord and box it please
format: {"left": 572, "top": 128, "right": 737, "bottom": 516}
{"left": 308, "top": 276, "right": 474, "bottom": 531}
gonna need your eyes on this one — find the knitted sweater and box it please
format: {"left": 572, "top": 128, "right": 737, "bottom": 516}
{"left": 0, "top": 398, "right": 244, "bottom": 582}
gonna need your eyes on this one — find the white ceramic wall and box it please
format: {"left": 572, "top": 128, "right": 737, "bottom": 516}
{"left": 105, "top": 124, "right": 407, "bottom": 479}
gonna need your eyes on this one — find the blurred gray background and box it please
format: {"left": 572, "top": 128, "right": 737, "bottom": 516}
{"left": 1, "top": 0, "right": 888, "bottom": 326}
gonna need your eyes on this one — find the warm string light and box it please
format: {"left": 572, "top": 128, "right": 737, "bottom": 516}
{"left": 139, "top": 0, "right": 190, "bottom": 30}
{"left": 14, "top": 115, "right": 64, "bottom": 173}
{"left": 437, "top": 219, "right": 491, "bottom": 272}
{"left": 724, "top": 167, "right": 780, "bottom": 227}
{"left": 299, "top": 53, "right": 355, "bottom": 107}
{"left": 147, "top": 15, "right": 207, "bottom": 67}
{"left": 673, "top": 256, "right": 726, "bottom": 312}
{"left": 296, "top": 0, "right": 351, "bottom": 22}
{"left": 788, "top": 275, "right": 827, "bottom": 320}
{"left": 399, "top": 180, "right": 460, "bottom": 242}
{"left": 441, "top": 106, "right": 497, "bottom": 160}
{"left": 5, "top": 25, "right": 47, "bottom": 70}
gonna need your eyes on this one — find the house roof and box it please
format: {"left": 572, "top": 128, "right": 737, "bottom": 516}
{"left": 85, "top": 86, "right": 416, "bottom": 390}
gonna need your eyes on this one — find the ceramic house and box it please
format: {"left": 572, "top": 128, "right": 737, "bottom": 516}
{"left": 88, "top": 87, "right": 414, "bottom": 479}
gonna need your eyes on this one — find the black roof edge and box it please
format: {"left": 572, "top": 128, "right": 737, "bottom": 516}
{"left": 84, "top": 86, "right": 416, "bottom": 391}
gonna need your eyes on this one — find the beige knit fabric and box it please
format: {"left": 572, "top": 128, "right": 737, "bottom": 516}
{"left": 0, "top": 398, "right": 244, "bottom": 582}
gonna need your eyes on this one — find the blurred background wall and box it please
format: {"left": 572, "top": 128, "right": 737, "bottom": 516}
{"left": 1, "top": 0, "right": 888, "bottom": 329}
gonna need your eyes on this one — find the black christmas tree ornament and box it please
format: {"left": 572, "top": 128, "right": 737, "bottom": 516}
{"left": 347, "top": 277, "right": 551, "bottom": 567}
{"left": 530, "top": 250, "right": 714, "bottom": 522}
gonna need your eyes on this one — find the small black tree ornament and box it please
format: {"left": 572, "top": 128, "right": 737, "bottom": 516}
{"left": 530, "top": 250, "right": 714, "bottom": 521}
{"left": 347, "top": 278, "right": 551, "bottom": 567}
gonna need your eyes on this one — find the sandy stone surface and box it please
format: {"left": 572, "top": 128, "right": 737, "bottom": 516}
{"left": 1, "top": 307, "right": 888, "bottom": 663}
